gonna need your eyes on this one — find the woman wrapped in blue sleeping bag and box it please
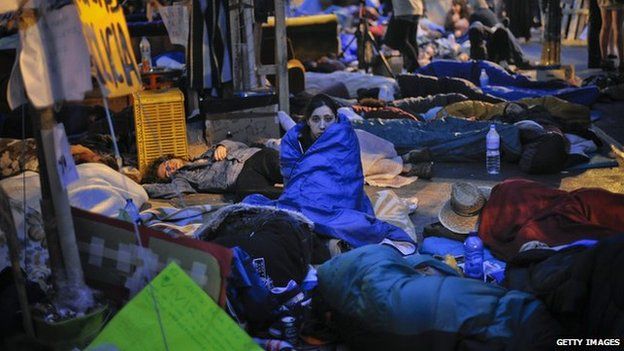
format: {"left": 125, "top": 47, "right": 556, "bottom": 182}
{"left": 244, "top": 94, "right": 416, "bottom": 253}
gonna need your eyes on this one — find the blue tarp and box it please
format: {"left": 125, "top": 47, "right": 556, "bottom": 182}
{"left": 243, "top": 115, "right": 415, "bottom": 249}
{"left": 417, "top": 60, "right": 600, "bottom": 106}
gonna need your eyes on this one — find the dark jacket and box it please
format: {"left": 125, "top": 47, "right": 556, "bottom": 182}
{"left": 504, "top": 235, "right": 624, "bottom": 337}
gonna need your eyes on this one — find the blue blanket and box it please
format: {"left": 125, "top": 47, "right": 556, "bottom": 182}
{"left": 243, "top": 115, "right": 415, "bottom": 250}
{"left": 418, "top": 60, "right": 600, "bottom": 106}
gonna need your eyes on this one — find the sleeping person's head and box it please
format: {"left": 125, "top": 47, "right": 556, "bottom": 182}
{"left": 303, "top": 94, "right": 339, "bottom": 140}
{"left": 144, "top": 155, "right": 189, "bottom": 183}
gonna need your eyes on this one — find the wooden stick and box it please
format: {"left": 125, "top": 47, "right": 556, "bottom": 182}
{"left": 0, "top": 187, "right": 35, "bottom": 338}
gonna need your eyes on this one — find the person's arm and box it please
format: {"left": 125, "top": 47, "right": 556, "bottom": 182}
{"left": 216, "top": 139, "right": 249, "bottom": 153}
{"left": 143, "top": 177, "right": 196, "bottom": 199}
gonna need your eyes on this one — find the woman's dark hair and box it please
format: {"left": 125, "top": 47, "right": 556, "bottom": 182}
{"left": 142, "top": 154, "right": 177, "bottom": 184}
{"left": 303, "top": 94, "right": 339, "bottom": 122}
{"left": 454, "top": 0, "right": 472, "bottom": 17}
{"left": 445, "top": 0, "right": 472, "bottom": 30}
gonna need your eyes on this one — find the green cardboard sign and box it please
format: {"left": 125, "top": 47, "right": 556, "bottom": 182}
{"left": 88, "top": 263, "right": 261, "bottom": 351}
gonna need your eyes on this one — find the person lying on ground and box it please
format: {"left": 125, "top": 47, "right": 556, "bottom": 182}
{"left": 244, "top": 94, "right": 416, "bottom": 252}
{"left": 0, "top": 138, "right": 121, "bottom": 180}
{"left": 142, "top": 140, "right": 283, "bottom": 200}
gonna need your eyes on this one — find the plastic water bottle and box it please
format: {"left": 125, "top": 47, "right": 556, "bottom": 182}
{"left": 479, "top": 68, "right": 489, "bottom": 87}
{"left": 464, "top": 231, "right": 484, "bottom": 280}
{"left": 140, "top": 37, "right": 152, "bottom": 73}
{"left": 378, "top": 85, "right": 394, "bottom": 102}
{"left": 486, "top": 124, "right": 500, "bottom": 175}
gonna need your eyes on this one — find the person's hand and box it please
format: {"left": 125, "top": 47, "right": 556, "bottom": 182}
{"left": 214, "top": 145, "right": 227, "bottom": 161}
{"left": 71, "top": 144, "right": 100, "bottom": 163}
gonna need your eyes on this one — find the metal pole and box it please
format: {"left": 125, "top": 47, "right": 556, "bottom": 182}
{"left": 229, "top": 0, "right": 243, "bottom": 91}
{"left": 242, "top": 0, "right": 259, "bottom": 89}
{"left": 274, "top": 0, "right": 290, "bottom": 113}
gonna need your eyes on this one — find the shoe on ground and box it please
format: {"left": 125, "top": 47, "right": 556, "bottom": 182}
{"left": 405, "top": 148, "right": 433, "bottom": 163}
{"left": 403, "top": 161, "right": 434, "bottom": 180}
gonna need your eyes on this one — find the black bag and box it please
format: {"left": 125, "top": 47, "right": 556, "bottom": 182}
{"left": 202, "top": 206, "right": 328, "bottom": 288}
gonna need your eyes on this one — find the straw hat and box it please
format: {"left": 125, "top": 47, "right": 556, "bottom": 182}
{"left": 438, "top": 182, "right": 491, "bottom": 235}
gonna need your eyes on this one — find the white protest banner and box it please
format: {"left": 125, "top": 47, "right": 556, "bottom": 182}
{"left": 18, "top": 4, "right": 93, "bottom": 108}
{"left": 160, "top": 4, "right": 189, "bottom": 47}
{"left": 74, "top": 0, "right": 142, "bottom": 98}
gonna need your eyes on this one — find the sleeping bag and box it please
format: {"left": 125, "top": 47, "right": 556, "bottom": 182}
{"left": 317, "top": 245, "right": 562, "bottom": 351}
{"left": 417, "top": 60, "right": 600, "bottom": 106}
{"left": 243, "top": 114, "right": 416, "bottom": 252}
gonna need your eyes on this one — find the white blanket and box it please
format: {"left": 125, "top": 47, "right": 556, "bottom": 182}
{"left": 1, "top": 163, "right": 147, "bottom": 217}
{"left": 356, "top": 130, "right": 418, "bottom": 188}
{"left": 305, "top": 71, "right": 399, "bottom": 99}
{"left": 0, "top": 163, "right": 148, "bottom": 287}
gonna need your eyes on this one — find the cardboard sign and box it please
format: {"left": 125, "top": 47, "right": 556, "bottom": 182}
{"left": 74, "top": 0, "right": 141, "bottom": 98}
{"left": 160, "top": 4, "right": 189, "bottom": 47}
{"left": 88, "top": 263, "right": 262, "bottom": 351}
{"left": 52, "top": 124, "right": 80, "bottom": 188}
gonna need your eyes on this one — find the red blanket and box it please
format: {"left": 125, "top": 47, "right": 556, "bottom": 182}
{"left": 478, "top": 179, "right": 624, "bottom": 261}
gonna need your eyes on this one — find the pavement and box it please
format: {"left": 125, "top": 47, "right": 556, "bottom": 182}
{"left": 149, "top": 41, "right": 623, "bottom": 245}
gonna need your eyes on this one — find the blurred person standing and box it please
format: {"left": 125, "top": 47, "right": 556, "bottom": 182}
{"left": 597, "top": 0, "right": 624, "bottom": 72}
{"left": 384, "top": 0, "right": 423, "bottom": 72}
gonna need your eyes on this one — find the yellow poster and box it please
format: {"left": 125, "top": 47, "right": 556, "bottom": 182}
{"left": 74, "top": 0, "right": 141, "bottom": 97}
{"left": 88, "top": 263, "right": 262, "bottom": 351}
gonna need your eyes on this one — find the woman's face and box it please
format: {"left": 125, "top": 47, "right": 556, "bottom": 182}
{"left": 452, "top": 3, "right": 462, "bottom": 14}
{"left": 157, "top": 158, "right": 186, "bottom": 179}
{"left": 307, "top": 105, "right": 336, "bottom": 140}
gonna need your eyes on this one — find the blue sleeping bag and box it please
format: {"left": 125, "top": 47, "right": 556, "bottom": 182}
{"left": 317, "top": 245, "right": 562, "bottom": 350}
{"left": 243, "top": 115, "right": 415, "bottom": 251}
{"left": 417, "top": 60, "right": 600, "bottom": 106}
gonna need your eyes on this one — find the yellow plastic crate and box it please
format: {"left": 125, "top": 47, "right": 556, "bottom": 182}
{"left": 133, "top": 88, "right": 188, "bottom": 176}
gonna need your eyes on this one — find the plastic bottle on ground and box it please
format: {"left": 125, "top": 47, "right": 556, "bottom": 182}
{"left": 140, "top": 36, "right": 152, "bottom": 73}
{"left": 463, "top": 231, "right": 484, "bottom": 280}
{"left": 479, "top": 68, "right": 489, "bottom": 87}
{"left": 486, "top": 124, "right": 500, "bottom": 175}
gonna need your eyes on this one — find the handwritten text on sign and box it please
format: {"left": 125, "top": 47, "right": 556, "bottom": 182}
{"left": 74, "top": 0, "right": 141, "bottom": 98}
